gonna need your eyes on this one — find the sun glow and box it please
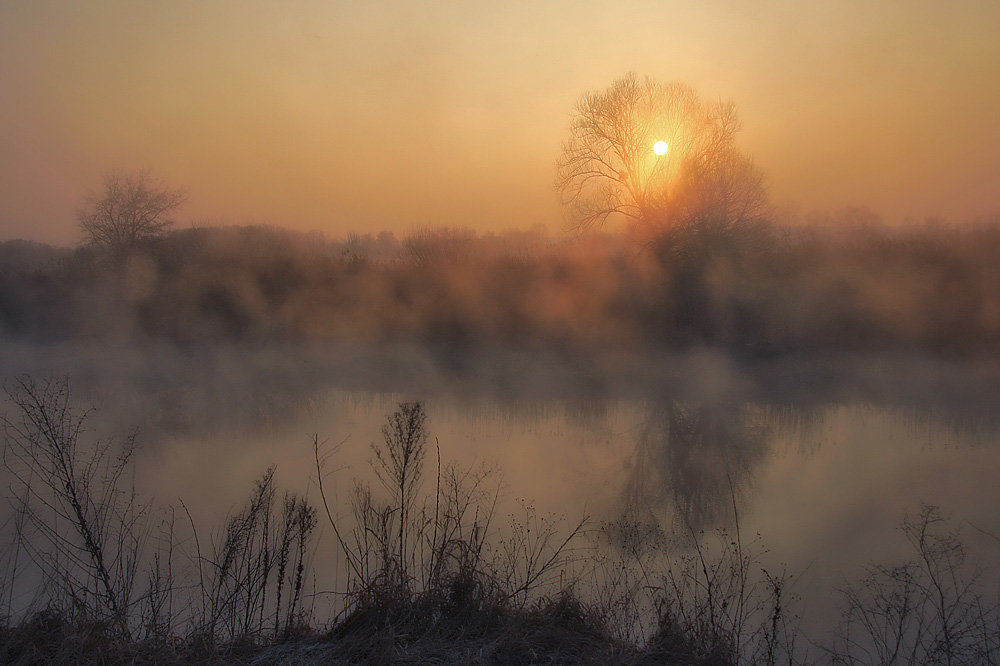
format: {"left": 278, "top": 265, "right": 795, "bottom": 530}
{"left": 653, "top": 141, "right": 668, "bottom": 155}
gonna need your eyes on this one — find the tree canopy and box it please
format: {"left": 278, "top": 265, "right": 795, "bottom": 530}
{"left": 78, "top": 171, "right": 186, "bottom": 250}
{"left": 556, "top": 74, "right": 768, "bottom": 236}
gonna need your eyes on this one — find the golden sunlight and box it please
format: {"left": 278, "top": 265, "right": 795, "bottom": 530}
{"left": 653, "top": 141, "right": 669, "bottom": 156}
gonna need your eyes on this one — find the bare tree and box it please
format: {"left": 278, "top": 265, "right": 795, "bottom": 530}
{"left": 556, "top": 74, "right": 768, "bottom": 235}
{"left": 78, "top": 170, "right": 186, "bottom": 250}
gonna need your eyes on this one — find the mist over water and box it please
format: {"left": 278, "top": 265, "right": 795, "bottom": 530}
{"left": 4, "top": 339, "right": 999, "bottom": 642}
{"left": 3, "top": 219, "right": 1000, "bottom": 658}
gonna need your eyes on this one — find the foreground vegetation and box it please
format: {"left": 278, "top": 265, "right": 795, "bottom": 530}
{"left": 2, "top": 213, "right": 1000, "bottom": 356}
{"left": 1, "top": 377, "right": 998, "bottom": 664}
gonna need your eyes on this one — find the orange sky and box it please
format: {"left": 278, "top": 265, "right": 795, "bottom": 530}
{"left": 1, "top": 0, "right": 998, "bottom": 243}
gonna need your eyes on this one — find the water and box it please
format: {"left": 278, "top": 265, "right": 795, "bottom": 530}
{"left": 2, "top": 342, "right": 999, "bottom": 642}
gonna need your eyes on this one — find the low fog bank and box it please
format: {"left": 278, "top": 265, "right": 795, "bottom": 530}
{"left": 2, "top": 214, "right": 1000, "bottom": 357}
{"left": 4, "top": 216, "right": 1000, "bottom": 439}
{"left": 3, "top": 339, "right": 1000, "bottom": 449}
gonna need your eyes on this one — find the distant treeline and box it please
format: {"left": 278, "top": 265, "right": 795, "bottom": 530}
{"left": 2, "top": 213, "right": 999, "bottom": 355}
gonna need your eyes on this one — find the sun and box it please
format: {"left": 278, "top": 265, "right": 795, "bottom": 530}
{"left": 653, "top": 141, "right": 669, "bottom": 155}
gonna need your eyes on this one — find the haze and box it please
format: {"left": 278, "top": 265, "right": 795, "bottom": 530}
{"left": 1, "top": 0, "right": 998, "bottom": 244}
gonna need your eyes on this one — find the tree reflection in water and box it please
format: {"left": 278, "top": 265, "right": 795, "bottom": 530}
{"left": 621, "top": 400, "right": 769, "bottom": 534}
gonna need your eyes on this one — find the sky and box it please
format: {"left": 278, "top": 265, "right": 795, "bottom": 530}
{"left": 1, "top": 0, "right": 998, "bottom": 244}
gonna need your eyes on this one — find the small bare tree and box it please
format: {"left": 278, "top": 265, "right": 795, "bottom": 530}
{"left": 78, "top": 170, "right": 186, "bottom": 250}
{"left": 556, "top": 74, "right": 767, "bottom": 235}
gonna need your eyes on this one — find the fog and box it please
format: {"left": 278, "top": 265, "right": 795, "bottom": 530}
{"left": 3, "top": 216, "right": 1000, "bottom": 358}
{"left": 2, "top": 2, "right": 1000, "bottom": 659}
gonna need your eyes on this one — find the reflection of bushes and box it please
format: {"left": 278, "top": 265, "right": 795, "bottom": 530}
{"left": 623, "top": 401, "right": 768, "bottom": 532}
{"left": 595, "top": 497, "right": 798, "bottom": 664}
{"left": 2, "top": 217, "right": 1000, "bottom": 354}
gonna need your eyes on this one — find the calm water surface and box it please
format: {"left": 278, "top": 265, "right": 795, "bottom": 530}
{"left": 4, "top": 343, "right": 1000, "bottom": 638}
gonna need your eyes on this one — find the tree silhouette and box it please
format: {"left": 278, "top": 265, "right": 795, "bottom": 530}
{"left": 622, "top": 400, "right": 768, "bottom": 531}
{"left": 556, "top": 74, "right": 768, "bottom": 235}
{"left": 78, "top": 170, "right": 186, "bottom": 250}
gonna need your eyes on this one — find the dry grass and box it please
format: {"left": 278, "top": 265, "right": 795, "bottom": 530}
{"left": 2, "top": 381, "right": 998, "bottom": 664}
